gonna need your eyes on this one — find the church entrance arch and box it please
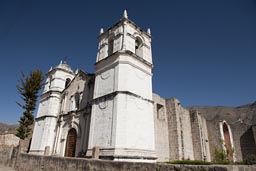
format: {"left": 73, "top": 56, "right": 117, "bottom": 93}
{"left": 65, "top": 128, "right": 77, "bottom": 157}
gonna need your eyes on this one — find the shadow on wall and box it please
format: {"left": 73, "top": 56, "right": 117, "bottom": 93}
{"left": 240, "top": 126, "right": 256, "bottom": 160}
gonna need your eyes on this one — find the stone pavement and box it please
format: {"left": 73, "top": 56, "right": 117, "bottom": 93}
{"left": 0, "top": 165, "right": 16, "bottom": 171}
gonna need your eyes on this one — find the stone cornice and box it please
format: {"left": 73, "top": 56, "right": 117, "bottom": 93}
{"left": 95, "top": 50, "right": 153, "bottom": 69}
{"left": 46, "top": 67, "right": 75, "bottom": 77}
{"left": 35, "top": 115, "right": 57, "bottom": 121}
{"left": 97, "top": 18, "right": 151, "bottom": 40}
{"left": 92, "top": 91, "right": 154, "bottom": 104}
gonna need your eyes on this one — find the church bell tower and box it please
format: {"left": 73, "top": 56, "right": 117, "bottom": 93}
{"left": 88, "top": 10, "right": 156, "bottom": 162}
{"left": 30, "top": 61, "right": 75, "bottom": 155}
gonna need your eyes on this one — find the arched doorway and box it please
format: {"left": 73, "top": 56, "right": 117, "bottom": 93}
{"left": 65, "top": 128, "right": 77, "bottom": 157}
{"left": 223, "top": 122, "right": 233, "bottom": 160}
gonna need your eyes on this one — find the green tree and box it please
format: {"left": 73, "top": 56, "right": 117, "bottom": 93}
{"left": 16, "top": 69, "right": 44, "bottom": 139}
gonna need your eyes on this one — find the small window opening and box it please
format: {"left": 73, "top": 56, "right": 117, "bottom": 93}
{"left": 74, "top": 92, "right": 80, "bottom": 110}
{"left": 48, "top": 76, "right": 53, "bottom": 89}
{"left": 108, "top": 38, "right": 114, "bottom": 56}
{"left": 65, "top": 78, "right": 71, "bottom": 88}
{"left": 157, "top": 104, "right": 165, "bottom": 120}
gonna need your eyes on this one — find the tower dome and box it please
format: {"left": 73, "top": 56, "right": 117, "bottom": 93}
{"left": 55, "top": 60, "right": 74, "bottom": 73}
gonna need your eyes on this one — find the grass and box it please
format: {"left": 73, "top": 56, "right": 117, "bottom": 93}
{"left": 166, "top": 160, "right": 235, "bottom": 165}
{"left": 167, "top": 160, "right": 211, "bottom": 165}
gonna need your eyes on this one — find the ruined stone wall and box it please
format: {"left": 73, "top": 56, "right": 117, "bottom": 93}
{"left": 153, "top": 93, "right": 169, "bottom": 162}
{"left": 204, "top": 119, "right": 222, "bottom": 161}
{"left": 199, "top": 112, "right": 256, "bottom": 162}
{"left": 0, "top": 145, "right": 19, "bottom": 167}
{"left": 179, "top": 106, "right": 194, "bottom": 160}
{"left": 201, "top": 115, "right": 211, "bottom": 161}
{"left": 0, "top": 146, "right": 13, "bottom": 166}
{"left": 190, "top": 105, "right": 256, "bottom": 162}
{"left": 190, "top": 111, "right": 203, "bottom": 160}
{"left": 0, "top": 134, "right": 19, "bottom": 147}
{"left": 190, "top": 111, "right": 211, "bottom": 161}
{"left": 166, "top": 98, "right": 179, "bottom": 160}
{"left": 230, "top": 124, "right": 256, "bottom": 161}
{"left": 166, "top": 98, "right": 194, "bottom": 160}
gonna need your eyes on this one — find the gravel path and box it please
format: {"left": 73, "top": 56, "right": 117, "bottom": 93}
{"left": 0, "top": 165, "right": 16, "bottom": 171}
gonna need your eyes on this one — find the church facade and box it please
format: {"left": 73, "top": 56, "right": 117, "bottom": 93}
{"left": 29, "top": 11, "right": 255, "bottom": 163}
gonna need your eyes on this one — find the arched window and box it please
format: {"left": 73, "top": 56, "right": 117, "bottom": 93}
{"left": 70, "top": 96, "right": 77, "bottom": 111}
{"left": 75, "top": 92, "right": 80, "bottom": 109}
{"left": 222, "top": 122, "right": 233, "bottom": 160}
{"left": 108, "top": 38, "right": 114, "bottom": 56}
{"left": 70, "top": 92, "right": 80, "bottom": 111}
{"left": 48, "top": 76, "right": 53, "bottom": 89}
{"left": 223, "top": 123, "right": 231, "bottom": 149}
{"left": 65, "top": 128, "right": 77, "bottom": 157}
{"left": 65, "top": 78, "right": 71, "bottom": 88}
{"left": 135, "top": 37, "right": 143, "bottom": 57}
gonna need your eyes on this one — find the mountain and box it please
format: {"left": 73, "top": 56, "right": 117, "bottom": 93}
{"left": 0, "top": 123, "right": 18, "bottom": 135}
{"left": 188, "top": 101, "right": 256, "bottom": 126}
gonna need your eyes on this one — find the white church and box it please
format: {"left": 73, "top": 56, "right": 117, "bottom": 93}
{"left": 30, "top": 10, "right": 238, "bottom": 163}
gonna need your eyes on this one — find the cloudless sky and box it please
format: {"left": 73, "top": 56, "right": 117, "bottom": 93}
{"left": 0, "top": 0, "right": 255, "bottom": 124}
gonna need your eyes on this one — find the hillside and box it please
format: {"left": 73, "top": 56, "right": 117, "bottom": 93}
{"left": 0, "top": 123, "right": 18, "bottom": 135}
{"left": 189, "top": 101, "right": 256, "bottom": 126}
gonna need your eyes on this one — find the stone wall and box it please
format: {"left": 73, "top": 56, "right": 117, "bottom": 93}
{"left": 153, "top": 93, "right": 169, "bottom": 162}
{"left": 166, "top": 98, "right": 180, "bottom": 160}
{"left": 189, "top": 104, "right": 256, "bottom": 162}
{"left": 1, "top": 148, "right": 256, "bottom": 171}
{"left": 190, "top": 111, "right": 211, "bottom": 162}
{"left": 190, "top": 110, "right": 203, "bottom": 160}
{"left": 166, "top": 98, "right": 194, "bottom": 160}
{"left": 0, "top": 134, "right": 20, "bottom": 147}
{"left": 0, "top": 145, "right": 19, "bottom": 167}
{"left": 14, "top": 153, "right": 256, "bottom": 171}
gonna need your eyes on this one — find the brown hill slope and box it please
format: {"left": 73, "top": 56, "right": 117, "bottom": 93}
{"left": 0, "top": 123, "right": 18, "bottom": 135}
{"left": 189, "top": 101, "right": 256, "bottom": 126}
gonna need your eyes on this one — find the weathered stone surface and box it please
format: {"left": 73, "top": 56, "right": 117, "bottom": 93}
{"left": 190, "top": 103, "right": 256, "bottom": 162}
{"left": 0, "top": 145, "right": 19, "bottom": 167}
{"left": 153, "top": 93, "right": 169, "bottom": 162}
{"left": 166, "top": 98, "right": 194, "bottom": 161}
{"left": 0, "top": 134, "right": 19, "bottom": 147}
{"left": 16, "top": 153, "right": 256, "bottom": 171}
{"left": 1, "top": 151, "right": 256, "bottom": 171}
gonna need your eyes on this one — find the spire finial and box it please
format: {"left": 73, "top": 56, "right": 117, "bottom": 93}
{"left": 60, "top": 60, "right": 63, "bottom": 64}
{"left": 100, "top": 28, "right": 104, "bottom": 34}
{"left": 123, "top": 9, "right": 128, "bottom": 19}
{"left": 147, "top": 28, "right": 151, "bottom": 35}
{"left": 63, "top": 56, "right": 67, "bottom": 64}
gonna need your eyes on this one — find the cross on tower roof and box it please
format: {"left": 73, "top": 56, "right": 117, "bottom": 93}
{"left": 63, "top": 56, "right": 68, "bottom": 64}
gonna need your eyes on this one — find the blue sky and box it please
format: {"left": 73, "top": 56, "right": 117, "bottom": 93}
{"left": 0, "top": 0, "right": 255, "bottom": 124}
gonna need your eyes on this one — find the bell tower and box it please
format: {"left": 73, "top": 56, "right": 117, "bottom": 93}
{"left": 88, "top": 10, "right": 156, "bottom": 162}
{"left": 30, "top": 61, "right": 75, "bottom": 155}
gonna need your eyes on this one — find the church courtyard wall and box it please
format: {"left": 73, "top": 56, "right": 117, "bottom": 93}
{"left": 165, "top": 98, "right": 194, "bottom": 161}
{"left": 10, "top": 153, "right": 256, "bottom": 171}
{"left": 152, "top": 93, "right": 169, "bottom": 162}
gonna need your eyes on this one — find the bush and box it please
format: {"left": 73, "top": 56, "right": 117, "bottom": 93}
{"left": 213, "top": 146, "right": 233, "bottom": 164}
{"left": 167, "top": 160, "right": 211, "bottom": 165}
{"left": 244, "top": 154, "right": 256, "bottom": 165}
